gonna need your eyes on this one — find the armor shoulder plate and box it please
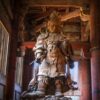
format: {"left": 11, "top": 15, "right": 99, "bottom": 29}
{"left": 37, "top": 33, "right": 49, "bottom": 41}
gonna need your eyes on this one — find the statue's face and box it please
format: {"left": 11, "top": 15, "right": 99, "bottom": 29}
{"left": 47, "top": 20, "right": 60, "bottom": 33}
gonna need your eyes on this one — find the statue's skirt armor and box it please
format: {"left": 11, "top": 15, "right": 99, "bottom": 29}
{"left": 38, "top": 33, "right": 66, "bottom": 78}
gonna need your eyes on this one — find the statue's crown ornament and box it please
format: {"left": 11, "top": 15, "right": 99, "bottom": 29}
{"left": 49, "top": 11, "right": 61, "bottom": 24}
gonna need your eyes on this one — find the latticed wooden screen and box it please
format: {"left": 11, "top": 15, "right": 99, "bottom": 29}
{"left": 0, "top": 21, "right": 9, "bottom": 76}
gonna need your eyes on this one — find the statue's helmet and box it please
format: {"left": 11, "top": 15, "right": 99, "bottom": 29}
{"left": 47, "top": 11, "right": 62, "bottom": 32}
{"left": 49, "top": 11, "right": 61, "bottom": 24}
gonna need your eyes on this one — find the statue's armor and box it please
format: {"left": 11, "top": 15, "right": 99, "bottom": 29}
{"left": 34, "top": 33, "right": 67, "bottom": 78}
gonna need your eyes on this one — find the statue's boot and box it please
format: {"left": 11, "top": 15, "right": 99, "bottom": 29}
{"left": 55, "top": 79, "right": 63, "bottom": 97}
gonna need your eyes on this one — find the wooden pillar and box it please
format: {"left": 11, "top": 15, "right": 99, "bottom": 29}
{"left": 22, "top": 49, "right": 33, "bottom": 91}
{"left": 5, "top": 21, "right": 17, "bottom": 100}
{"left": 5, "top": 1, "right": 29, "bottom": 99}
{"left": 80, "top": 59, "right": 92, "bottom": 100}
{"left": 90, "top": 0, "right": 100, "bottom": 99}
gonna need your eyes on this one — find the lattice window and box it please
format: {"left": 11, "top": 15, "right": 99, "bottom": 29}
{"left": 0, "top": 21, "right": 9, "bottom": 75}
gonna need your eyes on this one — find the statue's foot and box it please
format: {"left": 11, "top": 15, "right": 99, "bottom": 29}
{"left": 55, "top": 92, "right": 63, "bottom": 97}
{"left": 23, "top": 91, "right": 45, "bottom": 97}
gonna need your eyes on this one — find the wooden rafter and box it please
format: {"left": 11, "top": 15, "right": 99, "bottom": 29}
{"left": 27, "top": 0, "right": 89, "bottom": 8}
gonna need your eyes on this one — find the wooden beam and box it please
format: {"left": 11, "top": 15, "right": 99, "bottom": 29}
{"left": 22, "top": 41, "right": 90, "bottom": 50}
{"left": 61, "top": 9, "right": 90, "bottom": 22}
{"left": 61, "top": 9, "right": 80, "bottom": 21}
{"left": 22, "top": 41, "right": 90, "bottom": 60}
{"left": 28, "top": 0, "right": 89, "bottom": 7}
{"left": 22, "top": 41, "right": 35, "bottom": 48}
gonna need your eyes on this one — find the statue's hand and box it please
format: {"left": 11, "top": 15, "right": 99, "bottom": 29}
{"left": 35, "top": 58, "right": 41, "bottom": 64}
{"left": 68, "top": 57, "right": 74, "bottom": 69}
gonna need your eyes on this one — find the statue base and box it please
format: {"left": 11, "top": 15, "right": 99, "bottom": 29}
{"left": 21, "top": 95, "right": 72, "bottom": 100}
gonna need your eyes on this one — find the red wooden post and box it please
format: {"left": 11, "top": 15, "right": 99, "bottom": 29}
{"left": 90, "top": 0, "right": 100, "bottom": 99}
{"left": 80, "top": 58, "right": 92, "bottom": 100}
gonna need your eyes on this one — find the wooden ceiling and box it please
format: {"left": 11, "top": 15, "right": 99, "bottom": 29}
{"left": 14, "top": 0, "right": 90, "bottom": 42}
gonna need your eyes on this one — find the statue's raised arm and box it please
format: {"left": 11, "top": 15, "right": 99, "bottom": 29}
{"left": 33, "top": 33, "right": 48, "bottom": 64}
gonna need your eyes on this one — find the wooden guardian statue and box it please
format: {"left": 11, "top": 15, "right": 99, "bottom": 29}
{"left": 21, "top": 11, "right": 77, "bottom": 99}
